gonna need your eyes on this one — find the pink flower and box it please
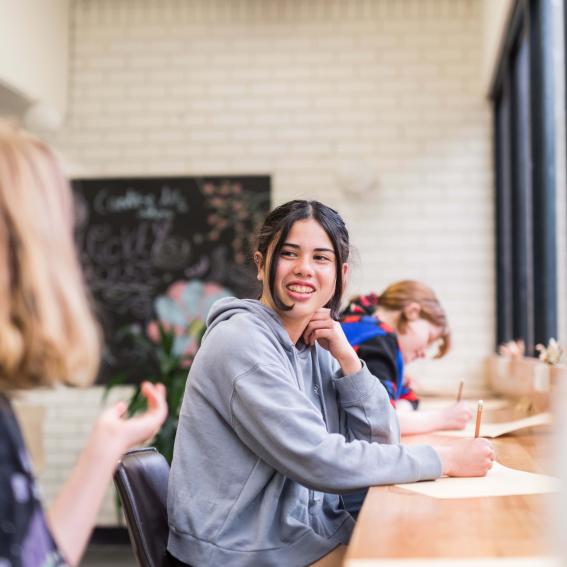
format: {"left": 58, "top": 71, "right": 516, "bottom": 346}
{"left": 146, "top": 321, "right": 175, "bottom": 343}
{"left": 168, "top": 282, "right": 186, "bottom": 301}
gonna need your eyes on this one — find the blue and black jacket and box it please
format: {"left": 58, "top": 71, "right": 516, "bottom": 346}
{"left": 340, "top": 314, "right": 419, "bottom": 409}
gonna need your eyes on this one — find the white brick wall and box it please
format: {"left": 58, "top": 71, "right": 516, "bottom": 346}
{"left": 39, "top": 0, "right": 492, "bottom": 524}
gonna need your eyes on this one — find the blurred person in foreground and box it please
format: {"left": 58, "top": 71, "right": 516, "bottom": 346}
{"left": 0, "top": 119, "right": 167, "bottom": 567}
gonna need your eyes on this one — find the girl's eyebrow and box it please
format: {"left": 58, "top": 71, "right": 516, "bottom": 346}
{"left": 282, "top": 242, "right": 335, "bottom": 254}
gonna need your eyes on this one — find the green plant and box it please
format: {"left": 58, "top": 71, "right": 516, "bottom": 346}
{"left": 103, "top": 319, "right": 206, "bottom": 464}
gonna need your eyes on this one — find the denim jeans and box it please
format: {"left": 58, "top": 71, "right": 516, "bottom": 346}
{"left": 341, "top": 488, "right": 368, "bottom": 520}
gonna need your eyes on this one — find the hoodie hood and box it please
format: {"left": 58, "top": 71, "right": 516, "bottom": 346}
{"left": 205, "top": 297, "right": 294, "bottom": 350}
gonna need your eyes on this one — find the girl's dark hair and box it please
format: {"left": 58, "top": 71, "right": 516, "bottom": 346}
{"left": 255, "top": 200, "right": 350, "bottom": 320}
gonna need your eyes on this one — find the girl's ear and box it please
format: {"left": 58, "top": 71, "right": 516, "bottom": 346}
{"left": 403, "top": 302, "right": 421, "bottom": 321}
{"left": 341, "top": 263, "right": 349, "bottom": 288}
{"left": 254, "top": 252, "right": 264, "bottom": 281}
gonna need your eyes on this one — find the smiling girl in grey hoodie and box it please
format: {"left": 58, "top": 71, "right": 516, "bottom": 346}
{"left": 167, "top": 200, "right": 494, "bottom": 567}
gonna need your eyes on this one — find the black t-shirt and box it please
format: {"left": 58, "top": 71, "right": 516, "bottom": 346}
{"left": 356, "top": 332, "right": 400, "bottom": 390}
{"left": 0, "top": 394, "right": 67, "bottom": 567}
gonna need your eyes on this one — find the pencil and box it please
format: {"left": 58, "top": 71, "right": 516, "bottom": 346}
{"left": 474, "top": 400, "right": 483, "bottom": 438}
{"left": 456, "top": 380, "right": 464, "bottom": 402}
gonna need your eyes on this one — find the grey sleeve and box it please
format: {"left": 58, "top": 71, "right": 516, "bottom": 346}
{"left": 229, "top": 364, "right": 442, "bottom": 493}
{"left": 332, "top": 361, "right": 401, "bottom": 444}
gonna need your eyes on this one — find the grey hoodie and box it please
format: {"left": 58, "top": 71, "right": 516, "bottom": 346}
{"left": 167, "top": 298, "right": 441, "bottom": 567}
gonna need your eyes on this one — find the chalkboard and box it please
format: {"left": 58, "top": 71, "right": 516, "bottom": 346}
{"left": 72, "top": 175, "right": 270, "bottom": 383}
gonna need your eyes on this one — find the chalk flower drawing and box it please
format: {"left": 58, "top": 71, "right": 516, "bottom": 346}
{"left": 147, "top": 279, "right": 232, "bottom": 362}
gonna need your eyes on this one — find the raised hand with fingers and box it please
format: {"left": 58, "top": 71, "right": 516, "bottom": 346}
{"left": 47, "top": 381, "right": 168, "bottom": 566}
{"left": 95, "top": 381, "right": 168, "bottom": 456}
{"left": 303, "top": 308, "right": 362, "bottom": 376}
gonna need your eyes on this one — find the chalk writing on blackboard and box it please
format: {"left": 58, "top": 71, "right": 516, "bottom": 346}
{"left": 72, "top": 175, "right": 270, "bottom": 383}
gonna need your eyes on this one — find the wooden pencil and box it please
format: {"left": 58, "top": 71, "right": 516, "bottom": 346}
{"left": 456, "top": 380, "right": 464, "bottom": 402}
{"left": 474, "top": 400, "right": 483, "bottom": 438}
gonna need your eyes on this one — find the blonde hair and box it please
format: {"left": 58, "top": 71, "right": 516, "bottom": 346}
{"left": 0, "top": 119, "right": 101, "bottom": 391}
{"left": 378, "top": 280, "right": 450, "bottom": 358}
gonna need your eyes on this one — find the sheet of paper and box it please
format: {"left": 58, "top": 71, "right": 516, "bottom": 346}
{"left": 346, "top": 557, "right": 561, "bottom": 567}
{"left": 418, "top": 397, "right": 510, "bottom": 411}
{"left": 437, "top": 412, "right": 552, "bottom": 438}
{"left": 395, "top": 461, "right": 560, "bottom": 499}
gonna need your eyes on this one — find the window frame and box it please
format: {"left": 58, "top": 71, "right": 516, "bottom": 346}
{"left": 491, "top": 0, "right": 557, "bottom": 354}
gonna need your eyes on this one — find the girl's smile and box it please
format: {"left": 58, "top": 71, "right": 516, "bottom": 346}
{"left": 285, "top": 280, "right": 317, "bottom": 301}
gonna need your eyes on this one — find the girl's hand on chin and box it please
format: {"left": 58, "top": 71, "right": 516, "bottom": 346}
{"left": 302, "top": 309, "right": 342, "bottom": 352}
{"left": 303, "top": 309, "right": 362, "bottom": 375}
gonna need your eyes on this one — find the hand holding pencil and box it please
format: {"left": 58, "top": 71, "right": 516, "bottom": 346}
{"left": 439, "top": 401, "right": 473, "bottom": 431}
{"left": 433, "top": 399, "right": 495, "bottom": 477}
{"left": 437, "top": 380, "right": 472, "bottom": 431}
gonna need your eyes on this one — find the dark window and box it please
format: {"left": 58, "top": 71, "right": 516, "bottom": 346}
{"left": 492, "top": 0, "right": 557, "bottom": 354}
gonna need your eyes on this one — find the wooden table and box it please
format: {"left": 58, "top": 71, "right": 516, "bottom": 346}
{"left": 343, "top": 410, "right": 558, "bottom": 566}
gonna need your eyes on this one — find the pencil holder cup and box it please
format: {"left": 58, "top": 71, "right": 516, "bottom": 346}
{"left": 486, "top": 355, "right": 552, "bottom": 404}
{"left": 510, "top": 357, "right": 551, "bottom": 399}
{"left": 530, "top": 363, "right": 566, "bottom": 413}
{"left": 485, "top": 354, "right": 512, "bottom": 395}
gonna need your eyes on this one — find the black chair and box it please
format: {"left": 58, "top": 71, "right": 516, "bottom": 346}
{"left": 114, "top": 447, "right": 185, "bottom": 567}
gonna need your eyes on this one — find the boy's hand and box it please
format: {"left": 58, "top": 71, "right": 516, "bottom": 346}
{"left": 438, "top": 401, "right": 473, "bottom": 430}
